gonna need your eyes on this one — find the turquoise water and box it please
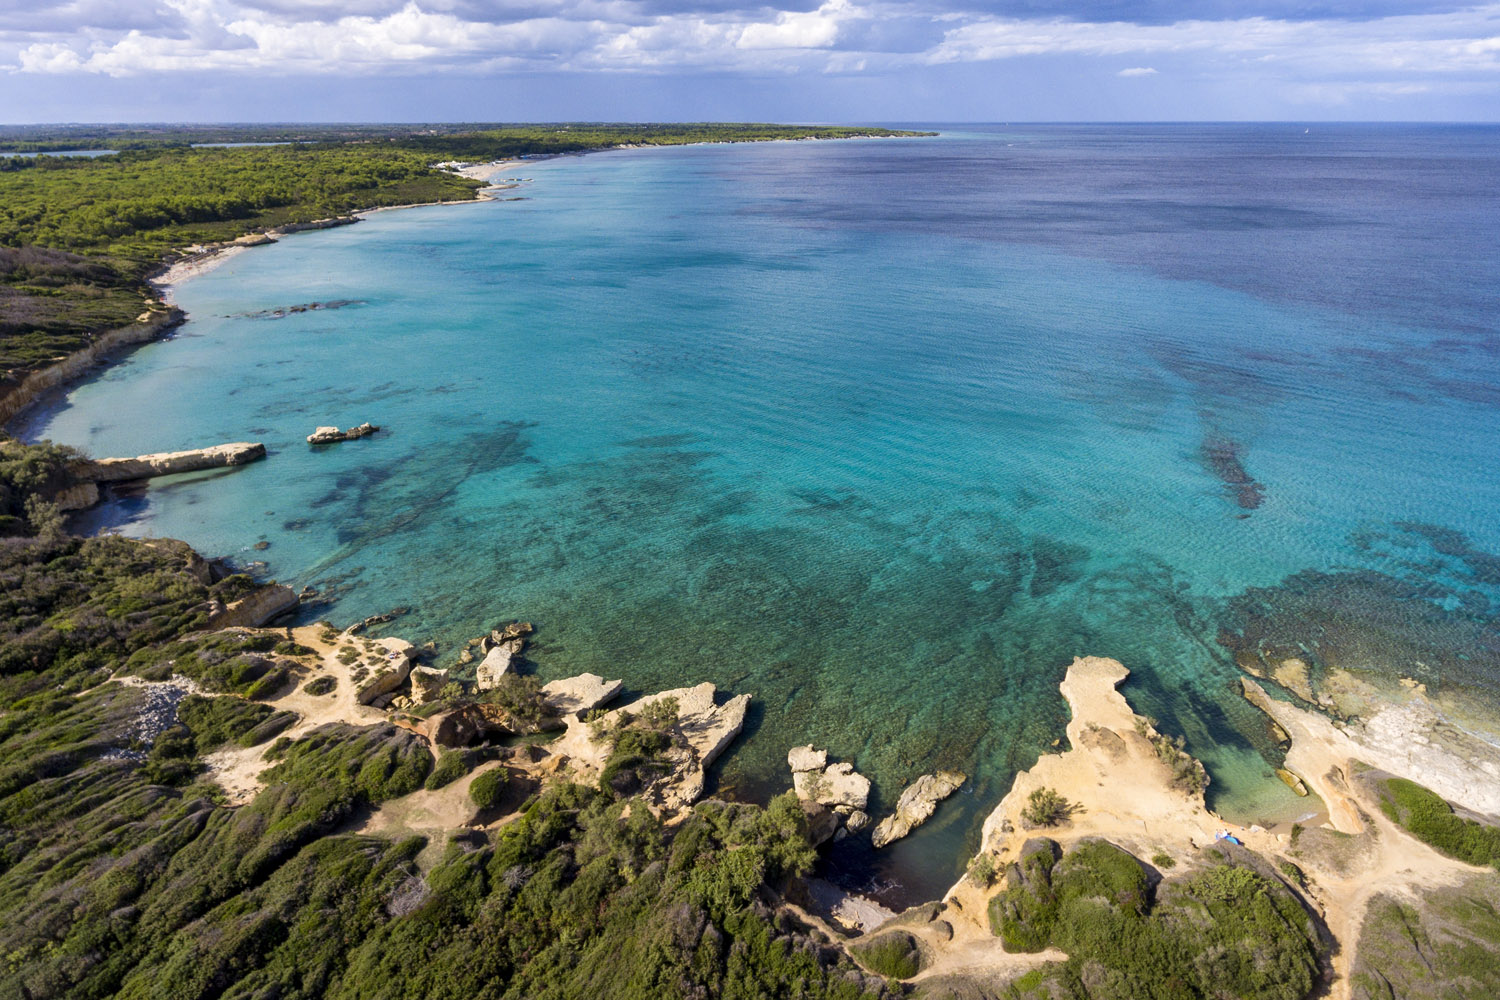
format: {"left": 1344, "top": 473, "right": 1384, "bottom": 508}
{"left": 26, "top": 127, "right": 1500, "bottom": 903}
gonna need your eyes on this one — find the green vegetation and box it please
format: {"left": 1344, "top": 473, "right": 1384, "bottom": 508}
{"left": 968, "top": 852, "right": 999, "bottom": 887}
{"left": 126, "top": 629, "right": 295, "bottom": 698}
{"left": 990, "top": 838, "right": 1324, "bottom": 1000}
{"left": 425, "top": 748, "right": 470, "bottom": 790}
{"left": 1022, "top": 786, "right": 1071, "bottom": 827}
{"left": 1349, "top": 874, "right": 1500, "bottom": 1000}
{"left": 304, "top": 674, "right": 337, "bottom": 696}
{"left": 477, "top": 671, "right": 555, "bottom": 732}
{"left": 1150, "top": 851, "right": 1176, "bottom": 870}
{"left": 469, "top": 765, "right": 509, "bottom": 809}
{"left": 0, "top": 438, "right": 80, "bottom": 537}
{"left": 1377, "top": 777, "right": 1500, "bottom": 870}
{"left": 851, "top": 930, "right": 924, "bottom": 979}
{"left": 176, "top": 693, "right": 293, "bottom": 753}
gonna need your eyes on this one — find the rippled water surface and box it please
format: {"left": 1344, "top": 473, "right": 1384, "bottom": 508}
{"left": 28, "top": 125, "right": 1500, "bottom": 904}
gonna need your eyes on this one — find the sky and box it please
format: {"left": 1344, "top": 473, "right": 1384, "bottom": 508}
{"left": 2, "top": 0, "right": 1499, "bottom": 121}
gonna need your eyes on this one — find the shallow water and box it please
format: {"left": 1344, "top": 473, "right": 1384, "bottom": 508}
{"left": 27, "top": 125, "right": 1500, "bottom": 904}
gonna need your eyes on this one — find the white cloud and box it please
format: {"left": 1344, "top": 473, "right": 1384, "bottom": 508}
{"left": 4, "top": 0, "right": 1500, "bottom": 107}
{"left": 737, "top": 0, "right": 851, "bottom": 50}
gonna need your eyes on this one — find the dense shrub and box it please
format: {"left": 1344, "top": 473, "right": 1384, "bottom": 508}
{"left": 469, "top": 766, "right": 508, "bottom": 809}
{"left": 425, "top": 748, "right": 469, "bottom": 790}
{"left": 851, "top": 931, "right": 923, "bottom": 978}
{"left": 990, "top": 839, "right": 1323, "bottom": 1000}
{"left": 1378, "top": 778, "right": 1500, "bottom": 870}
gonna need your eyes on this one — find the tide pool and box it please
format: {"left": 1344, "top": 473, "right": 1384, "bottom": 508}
{"left": 26, "top": 126, "right": 1500, "bottom": 904}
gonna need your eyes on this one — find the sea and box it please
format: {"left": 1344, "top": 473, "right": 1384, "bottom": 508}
{"left": 22, "top": 124, "right": 1500, "bottom": 905}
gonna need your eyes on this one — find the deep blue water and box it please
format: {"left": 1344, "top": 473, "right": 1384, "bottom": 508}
{"left": 25, "top": 125, "right": 1500, "bottom": 904}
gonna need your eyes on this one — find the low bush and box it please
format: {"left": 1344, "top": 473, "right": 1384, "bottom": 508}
{"left": 426, "top": 749, "right": 469, "bottom": 790}
{"left": 1023, "top": 786, "right": 1070, "bottom": 826}
{"left": 304, "top": 674, "right": 336, "bottom": 696}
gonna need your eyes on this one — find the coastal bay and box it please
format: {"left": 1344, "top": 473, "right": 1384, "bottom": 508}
{"left": 22, "top": 125, "right": 1500, "bottom": 908}
{"left": 3, "top": 122, "right": 1499, "bottom": 1000}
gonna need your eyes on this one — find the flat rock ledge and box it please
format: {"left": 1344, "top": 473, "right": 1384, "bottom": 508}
{"left": 77, "top": 442, "right": 266, "bottom": 482}
{"left": 871, "top": 771, "right": 966, "bottom": 848}
{"left": 541, "top": 673, "right": 623, "bottom": 719}
{"left": 789, "top": 745, "right": 873, "bottom": 844}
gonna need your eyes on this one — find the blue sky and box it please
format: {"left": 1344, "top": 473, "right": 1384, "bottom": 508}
{"left": 2, "top": 0, "right": 1499, "bottom": 121}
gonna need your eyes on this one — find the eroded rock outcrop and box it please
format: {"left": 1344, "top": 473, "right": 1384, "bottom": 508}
{"left": 553, "top": 681, "right": 751, "bottom": 814}
{"left": 206, "top": 583, "right": 299, "bottom": 628}
{"left": 355, "top": 638, "right": 417, "bottom": 705}
{"left": 871, "top": 771, "right": 965, "bottom": 848}
{"left": 77, "top": 442, "right": 266, "bottom": 482}
{"left": 307, "top": 423, "right": 379, "bottom": 444}
{"left": 410, "top": 666, "right": 449, "bottom": 702}
{"left": 789, "top": 746, "right": 873, "bottom": 844}
{"left": 475, "top": 645, "right": 518, "bottom": 690}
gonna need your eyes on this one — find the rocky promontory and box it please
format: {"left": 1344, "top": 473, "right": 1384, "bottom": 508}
{"left": 77, "top": 441, "right": 267, "bottom": 482}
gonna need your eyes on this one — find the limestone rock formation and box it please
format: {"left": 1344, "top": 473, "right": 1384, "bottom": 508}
{"left": 475, "top": 647, "right": 514, "bottom": 690}
{"left": 206, "top": 583, "right": 298, "bottom": 628}
{"left": 794, "top": 762, "right": 871, "bottom": 811}
{"left": 789, "top": 746, "right": 873, "bottom": 842}
{"left": 871, "top": 771, "right": 966, "bottom": 848}
{"left": 541, "top": 673, "right": 623, "bottom": 719}
{"left": 307, "top": 423, "right": 379, "bottom": 444}
{"left": 411, "top": 666, "right": 449, "bottom": 702}
{"left": 51, "top": 481, "right": 99, "bottom": 511}
{"left": 553, "top": 681, "right": 751, "bottom": 814}
{"left": 656, "top": 683, "right": 752, "bottom": 811}
{"left": 78, "top": 442, "right": 266, "bottom": 482}
{"left": 355, "top": 638, "right": 416, "bottom": 705}
{"left": 788, "top": 745, "right": 828, "bottom": 772}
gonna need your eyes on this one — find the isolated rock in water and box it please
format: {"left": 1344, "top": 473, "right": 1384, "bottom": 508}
{"left": 307, "top": 423, "right": 379, "bottom": 444}
{"left": 871, "top": 771, "right": 966, "bottom": 848}
{"left": 475, "top": 647, "right": 513, "bottom": 690}
{"left": 356, "top": 638, "right": 416, "bottom": 705}
{"left": 79, "top": 442, "right": 267, "bottom": 482}
{"left": 207, "top": 584, "right": 299, "bottom": 628}
{"left": 794, "top": 761, "right": 871, "bottom": 812}
{"left": 410, "top": 666, "right": 449, "bottom": 702}
{"left": 845, "top": 809, "right": 872, "bottom": 833}
{"left": 788, "top": 745, "right": 828, "bottom": 773}
{"left": 541, "top": 673, "right": 622, "bottom": 719}
{"left": 496, "top": 622, "right": 534, "bottom": 641}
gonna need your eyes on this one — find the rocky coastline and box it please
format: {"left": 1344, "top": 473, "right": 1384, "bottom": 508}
{"left": 5, "top": 137, "right": 1497, "bottom": 1000}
